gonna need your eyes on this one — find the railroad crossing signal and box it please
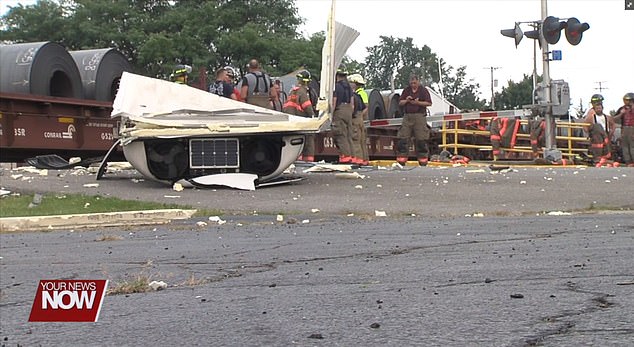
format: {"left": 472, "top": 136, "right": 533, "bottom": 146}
{"left": 500, "top": 23, "right": 523, "bottom": 47}
{"left": 501, "top": 17, "right": 589, "bottom": 46}
{"left": 565, "top": 18, "right": 590, "bottom": 45}
{"left": 542, "top": 16, "right": 566, "bottom": 44}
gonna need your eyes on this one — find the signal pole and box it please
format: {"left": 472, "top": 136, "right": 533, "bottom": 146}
{"left": 540, "top": 0, "right": 560, "bottom": 161}
{"left": 485, "top": 66, "right": 500, "bottom": 109}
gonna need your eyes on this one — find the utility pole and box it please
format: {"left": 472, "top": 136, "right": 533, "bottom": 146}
{"left": 484, "top": 66, "right": 500, "bottom": 109}
{"left": 594, "top": 81, "right": 608, "bottom": 93}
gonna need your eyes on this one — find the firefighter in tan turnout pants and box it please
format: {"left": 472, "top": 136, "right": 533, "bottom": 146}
{"left": 283, "top": 70, "right": 316, "bottom": 162}
{"left": 348, "top": 73, "right": 369, "bottom": 165}
{"left": 396, "top": 74, "right": 432, "bottom": 165}
{"left": 332, "top": 68, "right": 355, "bottom": 164}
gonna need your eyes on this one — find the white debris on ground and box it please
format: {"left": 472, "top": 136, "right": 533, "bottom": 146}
{"left": 148, "top": 280, "right": 168, "bottom": 291}
{"left": 208, "top": 216, "right": 226, "bottom": 225}
{"left": 163, "top": 195, "right": 180, "bottom": 198}
{"left": 276, "top": 214, "right": 284, "bottom": 222}
{"left": 335, "top": 172, "right": 366, "bottom": 179}
{"left": 11, "top": 167, "right": 48, "bottom": 175}
{"left": 354, "top": 185, "right": 363, "bottom": 189}
{"left": 70, "top": 167, "right": 91, "bottom": 176}
{"left": 83, "top": 183, "right": 99, "bottom": 188}
{"left": 311, "top": 208, "right": 320, "bottom": 213}
{"left": 304, "top": 164, "right": 352, "bottom": 173}
{"left": 375, "top": 210, "right": 387, "bottom": 217}
{"left": 196, "top": 221, "right": 208, "bottom": 227}
{"left": 302, "top": 219, "right": 310, "bottom": 224}
{"left": 283, "top": 164, "right": 296, "bottom": 174}
{"left": 465, "top": 212, "right": 485, "bottom": 217}
{"left": 0, "top": 189, "right": 11, "bottom": 197}
{"left": 172, "top": 182, "right": 184, "bottom": 191}
{"left": 546, "top": 211, "right": 572, "bottom": 216}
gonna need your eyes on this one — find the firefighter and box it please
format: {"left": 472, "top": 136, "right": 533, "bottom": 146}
{"left": 583, "top": 94, "right": 616, "bottom": 163}
{"left": 240, "top": 59, "right": 277, "bottom": 109}
{"left": 348, "top": 73, "right": 369, "bottom": 165}
{"left": 396, "top": 74, "right": 432, "bottom": 166}
{"left": 332, "top": 67, "right": 355, "bottom": 164}
{"left": 615, "top": 92, "right": 634, "bottom": 167}
{"left": 170, "top": 64, "right": 192, "bottom": 85}
{"left": 283, "top": 70, "right": 316, "bottom": 162}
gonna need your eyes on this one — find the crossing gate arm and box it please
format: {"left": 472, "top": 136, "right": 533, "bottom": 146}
{"left": 366, "top": 109, "right": 530, "bottom": 128}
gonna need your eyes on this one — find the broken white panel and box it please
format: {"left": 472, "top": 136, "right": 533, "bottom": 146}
{"left": 189, "top": 173, "right": 257, "bottom": 191}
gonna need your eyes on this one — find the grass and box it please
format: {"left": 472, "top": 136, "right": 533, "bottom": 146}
{"left": 0, "top": 193, "right": 220, "bottom": 218}
{"left": 107, "top": 274, "right": 153, "bottom": 295}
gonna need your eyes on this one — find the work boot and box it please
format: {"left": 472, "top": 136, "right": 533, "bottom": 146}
{"left": 338, "top": 155, "right": 353, "bottom": 164}
{"left": 396, "top": 156, "right": 408, "bottom": 165}
{"left": 351, "top": 157, "right": 364, "bottom": 165}
{"left": 418, "top": 157, "right": 428, "bottom": 166}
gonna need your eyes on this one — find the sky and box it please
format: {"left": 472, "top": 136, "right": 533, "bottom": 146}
{"left": 3, "top": 0, "right": 633, "bottom": 113}
{"left": 295, "top": 0, "right": 634, "bottom": 113}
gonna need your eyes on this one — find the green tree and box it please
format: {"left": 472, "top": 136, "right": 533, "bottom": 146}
{"left": 0, "top": 0, "right": 71, "bottom": 44}
{"left": 1, "top": 0, "right": 317, "bottom": 81}
{"left": 363, "top": 35, "right": 484, "bottom": 110}
{"left": 494, "top": 74, "right": 537, "bottom": 110}
{"left": 442, "top": 66, "right": 486, "bottom": 111}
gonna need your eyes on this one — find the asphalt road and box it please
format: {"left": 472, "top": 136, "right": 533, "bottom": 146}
{"left": 1, "top": 164, "right": 633, "bottom": 346}
{"left": 1, "top": 163, "right": 633, "bottom": 217}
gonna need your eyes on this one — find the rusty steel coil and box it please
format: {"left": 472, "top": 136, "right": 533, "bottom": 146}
{"left": 0, "top": 41, "right": 83, "bottom": 99}
{"left": 383, "top": 91, "right": 402, "bottom": 118}
{"left": 70, "top": 48, "right": 132, "bottom": 101}
{"left": 366, "top": 89, "right": 386, "bottom": 120}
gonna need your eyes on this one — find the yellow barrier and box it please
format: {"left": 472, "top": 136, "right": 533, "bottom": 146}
{"left": 438, "top": 118, "right": 591, "bottom": 160}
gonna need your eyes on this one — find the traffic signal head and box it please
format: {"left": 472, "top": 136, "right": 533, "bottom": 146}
{"left": 501, "top": 23, "right": 523, "bottom": 47}
{"left": 565, "top": 18, "right": 589, "bottom": 45}
{"left": 542, "top": 16, "right": 566, "bottom": 45}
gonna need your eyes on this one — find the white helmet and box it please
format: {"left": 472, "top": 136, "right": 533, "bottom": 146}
{"left": 348, "top": 73, "right": 366, "bottom": 85}
{"left": 224, "top": 66, "right": 237, "bottom": 78}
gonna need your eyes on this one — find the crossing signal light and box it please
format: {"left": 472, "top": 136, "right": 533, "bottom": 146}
{"left": 501, "top": 23, "right": 523, "bottom": 47}
{"left": 542, "top": 16, "right": 566, "bottom": 44}
{"left": 565, "top": 18, "right": 589, "bottom": 45}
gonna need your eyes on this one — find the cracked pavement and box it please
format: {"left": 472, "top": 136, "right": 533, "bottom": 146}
{"left": 1, "top": 165, "right": 633, "bottom": 346}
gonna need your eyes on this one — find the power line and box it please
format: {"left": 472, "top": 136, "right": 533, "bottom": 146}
{"left": 594, "top": 81, "right": 608, "bottom": 93}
